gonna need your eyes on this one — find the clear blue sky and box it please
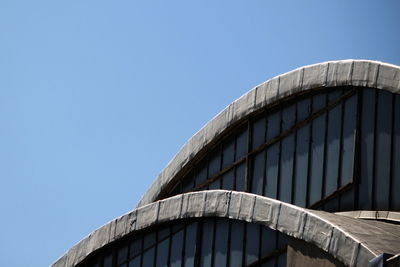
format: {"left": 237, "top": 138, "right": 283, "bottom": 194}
{"left": 0, "top": 1, "right": 399, "bottom": 266}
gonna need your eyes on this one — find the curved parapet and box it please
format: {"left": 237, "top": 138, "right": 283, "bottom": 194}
{"left": 52, "top": 190, "right": 400, "bottom": 267}
{"left": 137, "top": 60, "right": 400, "bottom": 207}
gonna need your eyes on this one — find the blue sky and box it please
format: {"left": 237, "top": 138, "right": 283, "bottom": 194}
{"left": 0, "top": 1, "right": 399, "bottom": 266}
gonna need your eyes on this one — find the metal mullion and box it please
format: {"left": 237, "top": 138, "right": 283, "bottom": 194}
{"left": 194, "top": 220, "right": 203, "bottom": 267}
{"left": 321, "top": 92, "right": 329, "bottom": 204}
{"left": 276, "top": 108, "right": 283, "bottom": 200}
{"left": 372, "top": 89, "right": 378, "bottom": 210}
{"left": 389, "top": 94, "right": 396, "bottom": 210}
{"left": 353, "top": 89, "right": 363, "bottom": 210}
{"left": 166, "top": 225, "right": 172, "bottom": 267}
{"left": 226, "top": 220, "right": 232, "bottom": 267}
{"left": 305, "top": 95, "right": 314, "bottom": 207}
{"left": 210, "top": 219, "right": 217, "bottom": 267}
{"left": 337, "top": 89, "right": 345, "bottom": 210}
{"left": 245, "top": 120, "right": 252, "bottom": 192}
{"left": 291, "top": 98, "right": 299, "bottom": 204}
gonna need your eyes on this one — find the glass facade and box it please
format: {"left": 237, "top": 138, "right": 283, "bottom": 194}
{"left": 163, "top": 87, "right": 400, "bottom": 212}
{"left": 78, "top": 219, "right": 288, "bottom": 267}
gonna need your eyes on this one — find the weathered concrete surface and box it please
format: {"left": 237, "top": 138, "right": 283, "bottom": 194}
{"left": 51, "top": 190, "right": 400, "bottom": 267}
{"left": 137, "top": 60, "right": 400, "bottom": 208}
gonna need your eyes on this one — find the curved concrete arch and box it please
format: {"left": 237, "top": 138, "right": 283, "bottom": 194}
{"left": 137, "top": 60, "right": 400, "bottom": 208}
{"left": 52, "top": 190, "right": 400, "bottom": 267}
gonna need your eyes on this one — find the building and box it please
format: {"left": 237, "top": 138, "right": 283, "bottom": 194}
{"left": 52, "top": 60, "right": 400, "bottom": 267}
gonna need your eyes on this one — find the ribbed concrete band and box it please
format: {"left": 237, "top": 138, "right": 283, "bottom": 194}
{"left": 137, "top": 60, "right": 400, "bottom": 208}
{"left": 52, "top": 190, "right": 400, "bottom": 267}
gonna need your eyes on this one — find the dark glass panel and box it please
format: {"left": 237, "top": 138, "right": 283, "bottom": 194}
{"left": 266, "top": 111, "right": 281, "bottom": 141}
{"left": 200, "top": 220, "right": 214, "bottom": 267}
{"left": 117, "top": 245, "right": 128, "bottom": 264}
{"left": 323, "top": 197, "right": 339, "bottom": 212}
{"left": 294, "top": 125, "right": 310, "bottom": 207}
{"left": 195, "top": 161, "right": 208, "bottom": 186}
{"left": 230, "top": 221, "right": 245, "bottom": 267}
{"left": 143, "top": 232, "right": 156, "bottom": 250}
{"left": 327, "top": 89, "right": 342, "bottom": 103}
{"left": 130, "top": 239, "right": 142, "bottom": 257}
{"left": 142, "top": 247, "right": 155, "bottom": 267}
{"left": 222, "top": 138, "right": 235, "bottom": 168}
{"left": 340, "top": 189, "right": 354, "bottom": 211}
{"left": 208, "top": 178, "right": 220, "bottom": 190}
{"left": 103, "top": 253, "right": 113, "bottom": 267}
{"left": 208, "top": 148, "right": 221, "bottom": 178}
{"left": 374, "top": 91, "right": 392, "bottom": 210}
{"left": 265, "top": 143, "right": 279, "bottom": 199}
{"left": 182, "top": 172, "right": 194, "bottom": 193}
{"left": 297, "top": 97, "right": 311, "bottom": 122}
{"left": 251, "top": 151, "right": 265, "bottom": 195}
{"left": 171, "top": 221, "right": 184, "bottom": 233}
{"left": 260, "top": 228, "right": 276, "bottom": 258}
{"left": 170, "top": 230, "right": 184, "bottom": 267}
{"left": 252, "top": 116, "right": 266, "bottom": 149}
{"left": 235, "top": 163, "right": 246, "bottom": 191}
{"left": 246, "top": 224, "right": 260, "bottom": 265}
{"left": 277, "top": 253, "right": 287, "bottom": 267}
{"left": 341, "top": 94, "right": 357, "bottom": 186}
{"left": 392, "top": 95, "right": 400, "bottom": 210}
{"left": 120, "top": 264, "right": 127, "bottom": 267}
{"left": 279, "top": 134, "right": 295, "bottom": 203}
{"left": 309, "top": 113, "right": 326, "bottom": 205}
{"left": 312, "top": 93, "right": 326, "bottom": 111}
{"left": 214, "top": 219, "right": 229, "bottom": 266}
{"left": 156, "top": 238, "right": 169, "bottom": 267}
{"left": 158, "top": 225, "right": 170, "bottom": 241}
{"left": 325, "top": 102, "right": 342, "bottom": 197}
{"left": 128, "top": 256, "right": 140, "bottom": 267}
{"left": 281, "top": 104, "right": 296, "bottom": 132}
{"left": 277, "top": 233, "right": 288, "bottom": 250}
{"left": 359, "top": 89, "right": 375, "bottom": 209}
{"left": 184, "top": 222, "right": 197, "bottom": 267}
{"left": 261, "top": 258, "right": 276, "bottom": 267}
{"left": 236, "top": 127, "right": 248, "bottom": 160}
{"left": 221, "top": 169, "right": 234, "bottom": 190}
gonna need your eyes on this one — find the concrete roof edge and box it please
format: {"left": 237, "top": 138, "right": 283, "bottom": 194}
{"left": 51, "top": 190, "right": 400, "bottom": 267}
{"left": 136, "top": 60, "right": 400, "bottom": 208}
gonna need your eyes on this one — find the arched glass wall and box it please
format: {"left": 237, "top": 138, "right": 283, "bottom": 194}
{"left": 162, "top": 87, "right": 400, "bottom": 212}
{"left": 78, "top": 218, "right": 289, "bottom": 267}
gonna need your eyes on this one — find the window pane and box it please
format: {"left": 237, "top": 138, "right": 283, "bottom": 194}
{"left": 261, "top": 227, "right": 276, "bottom": 258}
{"left": 359, "top": 89, "right": 375, "bottom": 209}
{"left": 208, "top": 148, "right": 221, "bottom": 177}
{"left": 252, "top": 116, "right": 266, "bottom": 149}
{"left": 118, "top": 245, "right": 128, "bottom": 264}
{"left": 325, "top": 102, "right": 342, "bottom": 197}
{"left": 375, "top": 90, "right": 392, "bottom": 210}
{"left": 267, "top": 111, "right": 280, "bottom": 141}
{"left": 279, "top": 134, "right": 295, "bottom": 203}
{"left": 246, "top": 224, "right": 260, "bottom": 265}
{"left": 277, "top": 253, "right": 287, "bottom": 267}
{"left": 341, "top": 94, "right": 357, "bottom": 186}
{"left": 103, "top": 253, "right": 113, "bottom": 267}
{"left": 170, "top": 230, "right": 184, "bottom": 267}
{"left": 195, "top": 162, "right": 208, "bottom": 186}
{"left": 158, "top": 226, "right": 170, "bottom": 241}
{"left": 236, "top": 128, "right": 248, "bottom": 160}
{"left": 235, "top": 163, "right": 246, "bottom": 191}
{"left": 309, "top": 113, "right": 326, "bottom": 205}
{"left": 297, "top": 97, "right": 311, "bottom": 122}
{"left": 230, "top": 221, "right": 244, "bottom": 267}
{"left": 130, "top": 239, "right": 142, "bottom": 257}
{"left": 182, "top": 172, "right": 194, "bottom": 193}
{"left": 222, "top": 138, "right": 235, "bottom": 168}
{"left": 265, "top": 143, "right": 279, "bottom": 199}
{"left": 294, "top": 125, "right": 309, "bottom": 207}
{"left": 143, "top": 232, "right": 156, "bottom": 250}
{"left": 200, "top": 220, "right": 214, "bottom": 267}
{"left": 128, "top": 256, "right": 140, "bottom": 267}
{"left": 208, "top": 178, "right": 220, "bottom": 190}
{"left": 156, "top": 238, "right": 169, "bottom": 267}
{"left": 213, "top": 219, "right": 229, "bottom": 266}
{"left": 281, "top": 104, "right": 296, "bottom": 131}
{"left": 184, "top": 222, "right": 197, "bottom": 267}
{"left": 222, "top": 169, "right": 234, "bottom": 190}
{"left": 142, "top": 247, "right": 155, "bottom": 266}
{"left": 251, "top": 151, "right": 265, "bottom": 195}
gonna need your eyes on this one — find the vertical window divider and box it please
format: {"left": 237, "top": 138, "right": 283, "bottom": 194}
{"left": 245, "top": 120, "right": 252, "bottom": 192}
{"left": 291, "top": 98, "right": 299, "bottom": 204}
{"left": 389, "top": 94, "right": 396, "bottom": 210}
{"left": 338, "top": 89, "right": 345, "bottom": 210}
{"left": 306, "top": 96, "right": 314, "bottom": 208}
{"left": 276, "top": 110, "right": 283, "bottom": 200}
{"left": 321, "top": 92, "right": 329, "bottom": 203}
{"left": 353, "top": 88, "right": 363, "bottom": 210}
{"left": 372, "top": 89, "right": 378, "bottom": 210}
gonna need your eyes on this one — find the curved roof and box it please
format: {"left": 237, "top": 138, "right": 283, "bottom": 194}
{"left": 137, "top": 60, "right": 400, "bottom": 207}
{"left": 52, "top": 190, "right": 400, "bottom": 267}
